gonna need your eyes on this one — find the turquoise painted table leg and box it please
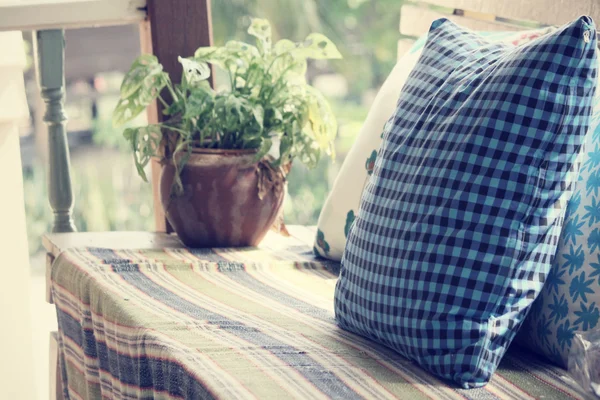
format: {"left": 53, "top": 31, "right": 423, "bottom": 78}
{"left": 34, "top": 29, "right": 76, "bottom": 233}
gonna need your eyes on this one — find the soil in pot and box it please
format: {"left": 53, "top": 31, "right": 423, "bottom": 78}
{"left": 160, "top": 148, "right": 286, "bottom": 248}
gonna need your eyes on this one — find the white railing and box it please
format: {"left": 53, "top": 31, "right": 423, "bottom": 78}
{"left": 0, "top": 3, "right": 146, "bottom": 398}
{"left": 0, "top": 0, "right": 147, "bottom": 235}
{"left": 0, "top": 0, "right": 145, "bottom": 31}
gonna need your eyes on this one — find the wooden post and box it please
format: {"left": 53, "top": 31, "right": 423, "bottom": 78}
{"left": 140, "top": 0, "right": 214, "bottom": 232}
{"left": 34, "top": 29, "right": 76, "bottom": 233}
{"left": 49, "top": 332, "right": 65, "bottom": 400}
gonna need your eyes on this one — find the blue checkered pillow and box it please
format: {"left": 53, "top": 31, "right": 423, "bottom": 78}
{"left": 334, "top": 17, "right": 598, "bottom": 388}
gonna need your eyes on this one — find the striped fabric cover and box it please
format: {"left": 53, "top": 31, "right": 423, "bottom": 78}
{"left": 52, "top": 226, "right": 585, "bottom": 399}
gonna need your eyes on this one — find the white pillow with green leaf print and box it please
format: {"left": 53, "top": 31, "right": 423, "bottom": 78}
{"left": 314, "top": 27, "right": 556, "bottom": 261}
{"left": 313, "top": 48, "right": 423, "bottom": 260}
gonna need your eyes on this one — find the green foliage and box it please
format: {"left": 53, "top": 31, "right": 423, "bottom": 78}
{"left": 283, "top": 98, "right": 367, "bottom": 225}
{"left": 23, "top": 156, "right": 155, "bottom": 255}
{"left": 114, "top": 18, "right": 342, "bottom": 194}
{"left": 211, "top": 0, "right": 406, "bottom": 98}
{"left": 113, "top": 55, "right": 168, "bottom": 127}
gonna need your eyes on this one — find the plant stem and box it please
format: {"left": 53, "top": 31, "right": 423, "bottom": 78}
{"left": 157, "top": 95, "right": 169, "bottom": 109}
{"left": 266, "top": 53, "right": 285, "bottom": 74}
{"left": 165, "top": 80, "right": 179, "bottom": 103}
{"left": 161, "top": 125, "right": 189, "bottom": 136}
{"left": 231, "top": 66, "right": 238, "bottom": 90}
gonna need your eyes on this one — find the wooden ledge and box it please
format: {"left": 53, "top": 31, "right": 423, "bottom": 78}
{"left": 0, "top": 0, "right": 146, "bottom": 32}
{"left": 43, "top": 231, "right": 183, "bottom": 258}
{"left": 43, "top": 231, "right": 183, "bottom": 304}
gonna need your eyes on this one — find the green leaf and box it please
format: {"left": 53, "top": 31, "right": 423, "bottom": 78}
{"left": 276, "top": 135, "right": 293, "bottom": 166}
{"left": 163, "top": 101, "right": 181, "bottom": 117}
{"left": 141, "top": 71, "right": 168, "bottom": 95}
{"left": 113, "top": 55, "right": 168, "bottom": 127}
{"left": 137, "top": 125, "right": 162, "bottom": 158}
{"left": 122, "top": 125, "right": 162, "bottom": 182}
{"left": 270, "top": 53, "right": 307, "bottom": 84}
{"left": 251, "top": 104, "right": 264, "bottom": 129}
{"left": 194, "top": 42, "right": 259, "bottom": 74}
{"left": 172, "top": 140, "right": 192, "bottom": 196}
{"left": 255, "top": 138, "right": 272, "bottom": 161}
{"left": 123, "top": 126, "right": 136, "bottom": 142}
{"left": 248, "top": 18, "right": 272, "bottom": 55}
{"left": 248, "top": 18, "right": 271, "bottom": 40}
{"left": 294, "top": 33, "right": 342, "bottom": 60}
{"left": 274, "top": 39, "right": 296, "bottom": 55}
{"left": 305, "top": 86, "right": 337, "bottom": 157}
{"left": 120, "top": 55, "right": 164, "bottom": 98}
{"left": 243, "top": 62, "right": 266, "bottom": 92}
{"left": 295, "top": 134, "right": 320, "bottom": 169}
{"left": 136, "top": 72, "right": 167, "bottom": 106}
{"left": 178, "top": 57, "right": 211, "bottom": 86}
{"left": 113, "top": 98, "right": 146, "bottom": 127}
{"left": 193, "top": 47, "right": 229, "bottom": 70}
{"left": 225, "top": 40, "right": 260, "bottom": 59}
{"left": 194, "top": 46, "right": 219, "bottom": 58}
{"left": 184, "top": 83, "right": 213, "bottom": 119}
{"left": 224, "top": 95, "right": 247, "bottom": 127}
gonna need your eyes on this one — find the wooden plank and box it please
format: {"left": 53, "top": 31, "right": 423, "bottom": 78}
{"left": 146, "top": 0, "right": 214, "bottom": 88}
{"left": 142, "top": 0, "right": 214, "bottom": 232}
{"left": 138, "top": 20, "right": 168, "bottom": 232}
{"left": 42, "top": 231, "right": 183, "bottom": 257}
{"left": 43, "top": 227, "right": 313, "bottom": 258}
{"left": 46, "top": 253, "right": 55, "bottom": 304}
{"left": 419, "top": 0, "right": 600, "bottom": 27}
{"left": 149, "top": 158, "right": 167, "bottom": 231}
{"left": 400, "top": 4, "right": 517, "bottom": 37}
{"left": 0, "top": 0, "right": 146, "bottom": 32}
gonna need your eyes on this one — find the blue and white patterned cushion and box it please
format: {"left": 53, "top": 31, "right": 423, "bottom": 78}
{"left": 520, "top": 87, "right": 600, "bottom": 368}
{"left": 334, "top": 17, "right": 598, "bottom": 388}
{"left": 314, "top": 27, "right": 555, "bottom": 262}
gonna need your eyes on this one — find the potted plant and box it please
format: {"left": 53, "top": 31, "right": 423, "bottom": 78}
{"left": 113, "top": 18, "right": 341, "bottom": 247}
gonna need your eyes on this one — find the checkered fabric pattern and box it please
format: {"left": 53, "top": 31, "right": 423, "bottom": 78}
{"left": 335, "top": 17, "right": 598, "bottom": 389}
{"left": 518, "top": 78, "right": 600, "bottom": 368}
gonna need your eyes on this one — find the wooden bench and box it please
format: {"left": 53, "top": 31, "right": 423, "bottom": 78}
{"left": 4, "top": 0, "right": 600, "bottom": 398}
{"left": 1, "top": 3, "right": 212, "bottom": 398}
{"left": 44, "top": 232, "right": 182, "bottom": 399}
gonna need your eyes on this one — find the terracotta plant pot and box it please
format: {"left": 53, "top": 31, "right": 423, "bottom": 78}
{"left": 160, "top": 148, "right": 286, "bottom": 248}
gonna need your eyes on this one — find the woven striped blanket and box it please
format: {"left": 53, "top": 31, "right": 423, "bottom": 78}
{"left": 52, "top": 226, "right": 586, "bottom": 399}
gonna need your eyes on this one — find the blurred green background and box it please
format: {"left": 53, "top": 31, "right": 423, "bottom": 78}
{"left": 22, "top": 0, "right": 406, "bottom": 254}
